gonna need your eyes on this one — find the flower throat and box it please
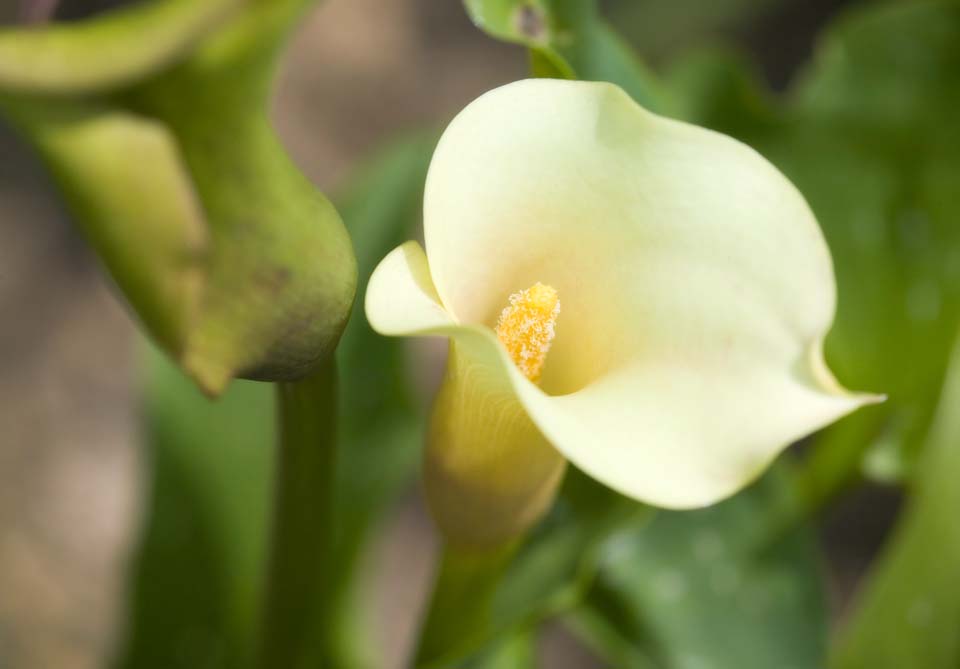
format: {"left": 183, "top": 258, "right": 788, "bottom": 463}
{"left": 495, "top": 283, "right": 560, "bottom": 383}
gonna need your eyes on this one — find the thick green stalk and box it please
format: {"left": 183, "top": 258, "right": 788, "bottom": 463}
{"left": 415, "top": 544, "right": 517, "bottom": 668}
{"left": 259, "top": 358, "right": 339, "bottom": 669}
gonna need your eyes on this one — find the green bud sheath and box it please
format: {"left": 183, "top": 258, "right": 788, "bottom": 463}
{"left": 0, "top": 0, "right": 357, "bottom": 395}
{"left": 0, "top": 0, "right": 243, "bottom": 95}
{"left": 2, "top": 99, "right": 207, "bottom": 356}
{"left": 426, "top": 341, "right": 566, "bottom": 550}
{"left": 131, "top": 1, "right": 357, "bottom": 394}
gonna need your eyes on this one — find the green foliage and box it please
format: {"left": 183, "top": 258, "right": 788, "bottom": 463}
{"left": 336, "top": 134, "right": 437, "bottom": 536}
{"left": 117, "top": 345, "right": 274, "bottom": 668}
{"left": 606, "top": 0, "right": 781, "bottom": 59}
{"left": 572, "top": 467, "right": 827, "bottom": 669}
{"left": 793, "top": 1, "right": 960, "bottom": 488}
{"left": 464, "top": 631, "right": 537, "bottom": 669}
{"left": 327, "top": 134, "right": 438, "bottom": 666}
{"left": 491, "top": 472, "right": 642, "bottom": 639}
{"left": 464, "top": 0, "right": 670, "bottom": 112}
{"left": 417, "top": 469, "right": 643, "bottom": 668}
{"left": 832, "top": 337, "right": 960, "bottom": 668}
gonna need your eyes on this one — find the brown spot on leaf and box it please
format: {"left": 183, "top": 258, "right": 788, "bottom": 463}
{"left": 256, "top": 266, "right": 292, "bottom": 293}
{"left": 515, "top": 3, "right": 547, "bottom": 41}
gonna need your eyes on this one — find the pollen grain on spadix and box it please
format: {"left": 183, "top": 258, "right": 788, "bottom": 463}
{"left": 495, "top": 282, "right": 560, "bottom": 383}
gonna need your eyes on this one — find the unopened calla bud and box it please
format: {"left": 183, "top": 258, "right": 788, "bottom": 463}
{"left": 2, "top": 100, "right": 207, "bottom": 357}
{"left": 0, "top": 1, "right": 357, "bottom": 396}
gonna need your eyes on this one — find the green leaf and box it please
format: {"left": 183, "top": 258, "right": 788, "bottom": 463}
{"left": 831, "top": 333, "right": 960, "bottom": 669}
{"left": 464, "top": 0, "right": 671, "bottom": 113}
{"left": 493, "top": 471, "right": 644, "bottom": 629}
{"left": 790, "top": 1, "right": 960, "bottom": 430}
{"left": 465, "top": 629, "right": 537, "bottom": 669}
{"left": 117, "top": 344, "right": 274, "bottom": 669}
{"left": 327, "top": 133, "right": 438, "bottom": 666}
{"left": 417, "top": 469, "right": 645, "bottom": 668}
{"left": 605, "top": 0, "right": 781, "bottom": 60}
{"left": 572, "top": 466, "right": 828, "bottom": 669}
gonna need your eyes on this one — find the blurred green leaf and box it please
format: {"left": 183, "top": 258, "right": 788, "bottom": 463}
{"left": 464, "top": 0, "right": 671, "bottom": 112}
{"left": 117, "top": 344, "right": 274, "bottom": 669}
{"left": 465, "top": 629, "right": 537, "bottom": 669}
{"left": 633, "top": 7, "right": 960, "bottom": 663}
{"left": 665, "top": 1, "right": 960, "bottom": 496}
{"left": 418, "top": 469, "right": 645, "bottom": 668}
{"left": 831, "top": 334, "right": 960, "bottom": 668}
{"left": 607, "top": 0, "right": 782, "bottom": 60}
{"left": 790, "top": 1, "right": 960, "bottom": 467}
{"left": 570, "top": 466, "right": 827, "bottom": 669}
{"left": 327, "top": 133, "right": 438, "bottom": 665}
{"left": 493, "top": 471, "right": 643, "bottom": 628}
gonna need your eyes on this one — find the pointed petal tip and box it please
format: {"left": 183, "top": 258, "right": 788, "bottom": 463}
{"left": 365, "top": 240, "right": 455, "bottom": 338}
{"left": 802, "top": 337, "right": 884, "bottom": 409}
{"left": 856, "top": 391, "right": 887, "bottom": 406}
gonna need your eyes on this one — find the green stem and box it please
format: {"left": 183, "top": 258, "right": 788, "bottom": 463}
{"left": 259, "top": 358, "right": 339, "bottom": 669}
{"left": 415, "top": 543, "right": 516, "bottom": 669}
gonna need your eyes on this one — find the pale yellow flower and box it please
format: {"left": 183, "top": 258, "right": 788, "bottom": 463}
{"left": 366, "top": 79, "right": 879, "bottom": 548}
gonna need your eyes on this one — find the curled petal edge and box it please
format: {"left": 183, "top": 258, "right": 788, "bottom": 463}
{"left": 366, "top": 241, "right": 882, "bottom": 509}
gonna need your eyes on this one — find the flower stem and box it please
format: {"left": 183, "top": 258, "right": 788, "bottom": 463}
{"left": 258, "top": 358, "right": 339, "bottom": 669}
{"left": 414, "top": 543, "right": 516, "bottom": 668}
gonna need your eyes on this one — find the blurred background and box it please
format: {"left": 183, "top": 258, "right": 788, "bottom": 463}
{"left": 0, "top": 0, "right": 926, "bottom": 667}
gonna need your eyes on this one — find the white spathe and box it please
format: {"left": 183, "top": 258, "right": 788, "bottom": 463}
{"left": 366, "top": 78, "right": 878, "bottom": 518}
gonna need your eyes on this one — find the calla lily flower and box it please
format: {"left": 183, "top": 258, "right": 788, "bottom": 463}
{"left": 366, "top": 79, "right": 878, "bottom": 549}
